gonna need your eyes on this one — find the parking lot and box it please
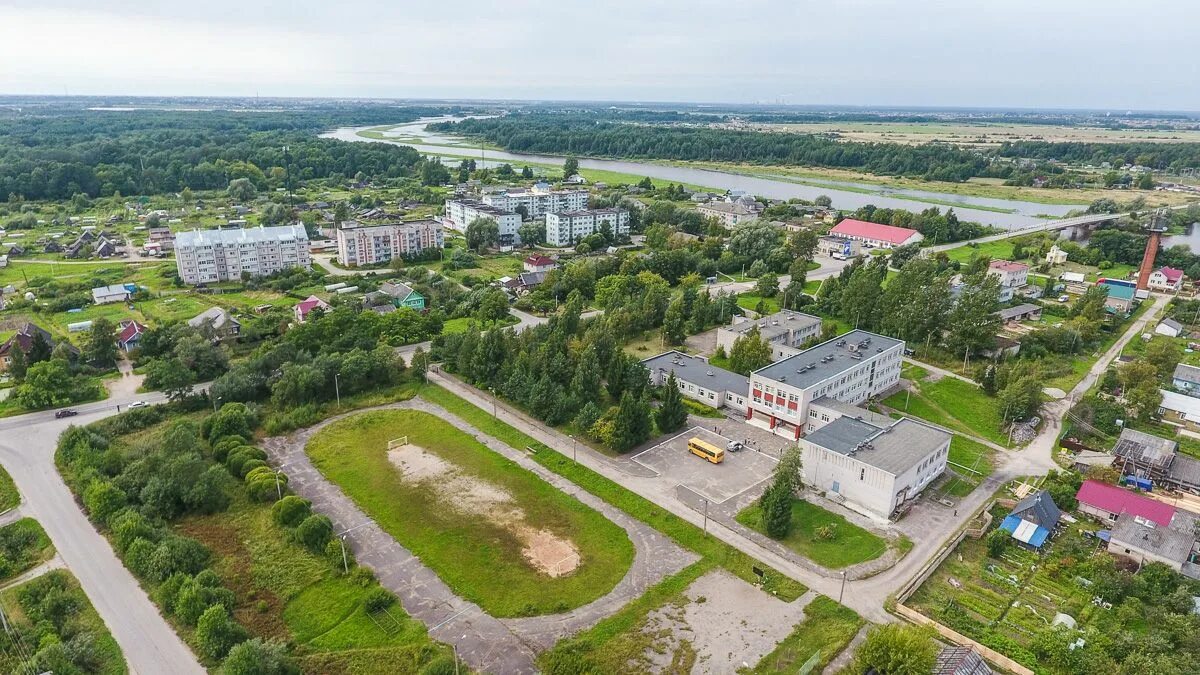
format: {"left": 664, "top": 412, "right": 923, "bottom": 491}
{"left": 631, "top": 427, "right": 778, "bottom": 503}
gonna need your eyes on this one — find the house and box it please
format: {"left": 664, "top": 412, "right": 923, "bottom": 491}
{"left": 1148, "top": 266, "right": 1185, "bottom": 292}
{"left": 816, "top": 235, "right": 861, "bottom": 259}
{"left": 187, "top": 307, "right": 241, "bottom": 342}
{"left": 42, "top": 241, "right": 61, "bottom": 254}
{"left": 94, "top": 237, "right": 118, "bottom": 258}
{"left": 716, "top": 310, "right": 823, "bottom": 363}
{"left": 747, "top": 330, "right": 905, "bottom": 440}
{"left": 1107, "top": 509, "right": 1199, "bottom": 575}
{"left": 147, "top": 227, "right": 176, "bottom": 252}
{"left": 828, "top": 218, "right": 923, "bottom": 249}
{"left": 1174, "top": 363, "right": 1200, "bottom": 396}
{"left": 116, "top": 320, "right": 147, "bottom": 352}
{"left": 994, "top": 303, "right": 1042, "bottom": 324}
{"left": 640, "top": 351, "right": 749, "bottom": 413}
{"left": 998, "top": 490, "right": 1061, "bottom": 549}
{"left": 1159, "top": 389, "right": 1200, "bottom": 431}
{"left": 1076, "top": 479, "right": 1176, "bottom": 526}
{"left": 294, "top": 295, "right": 331, "bottom": 323}
{"left": 0, "top": 323, "right": 77, "bottom": 371}
{"left": 523, "top": 255, "right": 558, "bottom": 274}
{"left": 1157, "top": 318, "right": 1184, "bottom": 338}
{"left": 1107, "top": 427, "right": 1200, "bottom": 494}
{"left": 697, "top": 201, "right": 761, "bottom": 227}
{"left": 1046, "top": 245, "right": 1069, "bottom": 266}
{"left": 379, "top": 281, "right": 426, "bottom": 310}
{"left": 91, "top": 283, "right": 136, "bottom": 305}
{"left": 934, "top": 646, "right": 993, "bottom": 675}
{"left": 1098, "top": 279, "right": 1136, "bottom": 314}
{"left": 800, "top": 413, "right": 950, "bottom": 521}
{"left": 987, "top": 260, "right": 1029, "bottom": 301}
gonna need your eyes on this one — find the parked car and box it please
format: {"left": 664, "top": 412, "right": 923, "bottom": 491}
{"left": 54, "top": 409, "right": 78, "bottom": 419}
{"left": 128, "top": 401, "right": 149, "bottom": 409}
{"left": 726, "top": 441, "right": 745, "bottom": 452}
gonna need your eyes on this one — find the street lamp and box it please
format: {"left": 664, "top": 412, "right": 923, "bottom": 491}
{"left": 569, "top": 434, "right": 576, "bottom": 463}
{"left": 211, "top": 394, "right": 222, "bottom": 413}
{"left": 334, "top": 372, "right": 342, "bottom": 409}
{"left": 274, "top": 469, "right": 284, "bottom": 501}
{"left": 838, "top": 570, "right": 847, "bottom": 603}
{"left": 339, "top": 535, "right": 349, "bottom": 574}
{"left": 490, "top": 388, "right": 497, "bottom": 418}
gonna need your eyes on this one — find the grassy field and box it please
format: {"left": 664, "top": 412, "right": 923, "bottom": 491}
{"left": 0, "top": 464, "right": 19, "bottom": 511}
{"left": 737, "top": 292, "right": 781, "bottom": 314}
{"left": 884, "top": 375, "right": 1008, "bottom": 446}
{"left": 417, "top": 384, "right": 808, "bottom": 600}
{"left": 0, "top": 569, "right": 127, "bottom": 674}
{"left": 736, "top": 498, "right": 889, "bottom": 569}
{"left": 305, "top": 408, "right": 635, "bottom": 617}
{"left": 747, "top": 595, "right": 864, "bottom": 674}
{"left": 440, "top": 312, "right": 519, "bottom": 335}
{"left": 136, "top": 294, "right": 220, "bottom": 324}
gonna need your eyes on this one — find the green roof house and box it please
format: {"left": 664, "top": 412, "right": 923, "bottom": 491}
{"left": 381, "top": 280, "right": 425, "bottom": 310}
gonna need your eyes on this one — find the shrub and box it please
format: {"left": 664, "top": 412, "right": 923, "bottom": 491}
{"left": 325, "top": 537, "right": 354, "bottom": 572}
{"left": 419, "top": 655, "right": 458, "bottom": 675}
{"left": 109, "top": 509, "right": 157, "bottom": 552}
{"left": 987, "top": 529, "right": 1010, "bottom": 557}
{"left": 225, "top": 447, "right": 267, "bottom": 477}
{"left": 221, "top": 638, "right": 298, "bottom": 675}
{"left": 815, "top": 524, "right": 837, "bottom": 541}
{"left": 363, "top": 587, "right": 396, "bottom": 612}
{"left": 195, "top": 604, "right": 248, "bottom": 660}
{"left": 211, "top": 436, "right": 249, "bottom": 463}
{"left": 82, "top": 480, "right": 127, "bottom": 524}
{"left": 238, "top": 459, "right": 268, "bottom": 478}
{"left": 294, "top": 514, "right": 333, "bottom": 553}
{"left": 271, "top": 496, "right": 311, "bottom": 528}
{"left": 203, "top": 403, "right": 257, "bottom": 441}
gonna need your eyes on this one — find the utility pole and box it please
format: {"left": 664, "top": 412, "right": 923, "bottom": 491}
{"left": 839, "top": 571, "right": 847, "bottom": 603}
{"left": 334, "top": 373, "right": 341, "bottom": 409}
{"left": 703, "top": 499, "right": 709, "bottom": 537}
{"left": 339, "top": 535, "right": 349, "bottom": 574}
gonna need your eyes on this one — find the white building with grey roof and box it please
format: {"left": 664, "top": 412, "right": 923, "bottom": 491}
{"left": 800, "top": 413, "right": 951, "bottom": 521}
{"left": 716, "top": 310, "right": 823, "bottom": 362}
{"left": 747, "top": 330, "right": 904, "bottom": 440}
{"left": 641, "top": 351, "right": 749, "bottom": 413}
{"left": 175, "top": 224, "right": 310, "bottom": 285}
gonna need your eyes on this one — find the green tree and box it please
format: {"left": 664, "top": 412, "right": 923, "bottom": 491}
{"left": 853, "top": 624, "right": 938, "bottom": 675}
{"left": 570, "top": 346, "right": 603, "bottom": 403}
{"left": 195, "top": 604, "right": 248, "bottom": 660}
{"left": 227, "top": 177, "right": 256, "bottom": 202}
{"left": 655, "top": 372, "right": 688, "bottom": 432}
{"left": 761, "top": 481, "right": 793, "bottom": 539}
{"left": 7, "top": 344, "right": 26, "bottom": 381}
{"left": 221, "top": 638, "right": 298, "bottom": 675}
{"left": 517, "top": 220, "right": 544, "bottom": 246}
{"left": 728, "top": 326, "right": 773, "bottom": 375}
{"left": 755, "top": 273, "right": 779, "bottom": 299}
{"left": 466, "top": 217, "right": 500, "bottom": 252}
{"left": 1120, "top": 360, "right": 1163, "bottom": 421}
{"left": 85, "top": 317, "right": 118, "bottom": 368}
{"left": 997, "top": 374, "right": 1044, "bottom": 422}
{"left": 562, "top": 156, "right": 580, "bottom": 179}
{"left": 610, "top": 392, "right": 652, "bottom": 452}
{"left": 986, "top": 528, "right": 1009, "bottom": 557}
{"left": 521, "top": 166, "right": 534, "bottom": 179}
{"left": 946, "top": 271, "right": 1001, "bottom": 357}
{"left": 410, "top": 346, "right": 429, "bottom": 382}
{"left": 1136, "top": 172, "right": 1154, "bottom": 190}
{"left": 1144, "top": 336, "right": 1182, "bottom": 379}
{"left": 14, "top": 359, "right": 76, "bottom": 409}
{"left": 26, "top": 331, "right": 51, "bottom": 364}
{"left": 662, "top": 299, "right": 686, "bottom": 345}
{"left": 145, "top": 357, "right": 196, "bottom": 402}
{"left": 474, "top": 289, "right": 510, "bottom": 326}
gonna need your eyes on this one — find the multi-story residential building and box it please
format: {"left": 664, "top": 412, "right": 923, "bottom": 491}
{"left": 716, "top": 310, "right": 823, "bottom": 362}
{"left": 987, "top": 260, "right": 1030, "bottom": 302}
{"left": 175, "top": 225, "right": 311, "bottom": 285}
{"left": 335, "top": 220, "right": 444, "bottom": 267}
{"left": 481, "top": 182, "right": 588, "bottom": 218}
{"left": 698, "top": 201, "right": 761, "bottom": 227}
{"left": 544, "top": 208, "right": 630, "bottom": 246}
{"left": 746, "top": 330, "right": 904, "bottom": 439}
{"left": 444, "top": 199, "right": 523, "bottom": 247}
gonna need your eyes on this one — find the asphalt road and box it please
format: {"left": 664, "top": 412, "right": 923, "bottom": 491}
{"left": 0, "top": 391, "right": 204, "bottom": 674}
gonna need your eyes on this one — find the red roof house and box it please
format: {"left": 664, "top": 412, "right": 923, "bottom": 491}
{"left": 294, "top": 295, "right": 331, "bottom": 324}
{"left": 117, "top": 320, "right": 148, "bottom": 352}
{"left": 523, "top": 255, "right": 558, "bottom": 273}
{"left": 829, "top": 219, "right": 923, "bottom": 248}
{"left": 1076, "top": 479, "right": 1177, "bottom": 527}
{"left": 1149, "top": 266, "right": 1185, "bottom": 291}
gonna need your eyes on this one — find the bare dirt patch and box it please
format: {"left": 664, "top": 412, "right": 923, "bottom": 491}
{"left": 388, "top": 444, "right": 581, "bottom": 576}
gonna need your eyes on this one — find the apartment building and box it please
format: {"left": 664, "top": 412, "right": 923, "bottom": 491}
{"left": 444, "top": 199, "right": 523, "bottom": 247}
{"left": 746, "top": 330, "right": 905, "bottom": 439}
{"left": 544, "top": 208, "right": 630, "bottom": 246}
{"left": 175, "top": 224, "right": 311, "bottom": 285}
{"left": 481, "top": 182, "right": 588, "bottom": 218}
{"left": 335, "top": 220, "right": 444, "bottom": 267}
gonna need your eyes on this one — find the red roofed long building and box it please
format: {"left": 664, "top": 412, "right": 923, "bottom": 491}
{"left": 1076, "top": 479, "right": 1177, "bottom": 526}
{"left": 828, "top": 219, "right": 923, "bottom": 249}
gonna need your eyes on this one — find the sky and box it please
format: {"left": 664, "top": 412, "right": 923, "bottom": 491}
{"left": 2, "top": 0, "right": 1198, "bottom": 111}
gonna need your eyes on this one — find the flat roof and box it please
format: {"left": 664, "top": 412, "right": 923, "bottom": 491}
{"left": 640, "top": 350, "right": 749, "bottom": 395}
{"left": 722, "top": 310, "right": 822, "bottom": 339}
{"left": 803, "top": 415, "right": 950, "bottom": 475}
{"left": 753, "top": 330, "right": 903, "bottom": 389}
{"left": 810, "top": 396, "right": 895, "bottom": 427}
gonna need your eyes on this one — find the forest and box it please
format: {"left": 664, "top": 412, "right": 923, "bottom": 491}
{"left": 0, "top": 103, "right": 457, "bottom": 202}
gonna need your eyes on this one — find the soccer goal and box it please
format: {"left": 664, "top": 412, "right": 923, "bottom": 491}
{"left": 387, "top": 436, "right": 409, "bottom": 450}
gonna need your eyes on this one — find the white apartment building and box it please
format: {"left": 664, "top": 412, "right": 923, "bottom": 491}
{"left": 716, "top": 310, "right": 823, "bottom": 363}
{"left": 544, "top": 208, "right": 630, "bottom": 246}
{"left": 335, "top": 220, "right": 444, "bottom": 267}
{"left": 444, "top": 199, "right": 523, "bottom": 247}
{"left": 987, "top": 260, "right": 1030, "bottom": 302}
{"left": 175, "top": 224, "right": 311, "bottom": 285}
{"left": 482, "top": 182, "right": 589, "bottom": 218}
{"left": 747, "top": 330, "right": 904, "bottom": 440}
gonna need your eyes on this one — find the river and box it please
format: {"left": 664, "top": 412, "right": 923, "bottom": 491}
{"left": 321, "top": 117, "right": 1085, "bottom": 231}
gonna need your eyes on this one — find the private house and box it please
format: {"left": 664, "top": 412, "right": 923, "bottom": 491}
{"left": 1175, "top": 364, "right": 1200, "bottom": 397}
{"left": 934, "top": 646, "right": 993, "bottom": 675}
{"left": 1157, "top": 318, "right": 1184, "bottom": 338}
{"left": 1107, "top": 509, "right": 1200, "bottom": 576}
{"left": 116, "top": 320, "right": 147, "bottom": 352}
{"left": 716, "top": 310, "right": 823, "bottom": 363}
{"left": 1076, "top": 479, "right": 1177, "bottom": 527}
{"left": 987, "top": 260, "right": 1030, "bottom": 302}
{"left": 747, "top": 330, "right": 905, "bottom": 440}
{"left": 1046, "top": 245, "right": 1069, "bottom": 266}
{"left": 91, "top": 283, "right": 136, "bottom": 305}
{"left": 641, "top": 351, "right": 749, "bottom": 413}
{"left": 1110, "top": 427, "right": 1200, "bottom": 494}
{"left": 998, "top": 490, "right": 1061, "bottom": 549}
{"left": 828, "top": 218, "right": 923, "bottom": 249}
{"left": 504, "top": 271, "right": 547, "bottom": 295}
{"left": 0, "top": 322, "right": 77, "bottom": 371}
{"left": 995, "top": 303, "right": 1042, "bottom": 324}
{"left": 1148, "top": 266, "right": 1185, "bottom": 292}
{"left": 294, "top": 295, "right": 331, "bottom": 324}
{"left": 188, "top": 307, "right": 241, "bottom": 342}
{"left": 523, "top": 255, "right": 558, "bottom": 274}
{"left": 379, "top": 281, "right": 426, "bottom": 310}
{"left": 1098, "top": 279, "right": 1136, "bottom": 314}
{"left": 147, "top": 227, "right": 176, "bottom": 252}
{"left": 1158, "top": 389, "right": 1200, "bottom": 431}
{"left": 799, "top": 413, "right": 950, "bottom": 521}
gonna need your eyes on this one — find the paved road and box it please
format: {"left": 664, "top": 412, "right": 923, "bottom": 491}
{"left": 0, "top": 390, "right": 204, "bottom": 675}
{"left": 925, "top": 212, "right": 1123, "bottom": 253}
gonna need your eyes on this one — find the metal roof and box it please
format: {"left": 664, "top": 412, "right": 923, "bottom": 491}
{"left": 640, "top": 351, "right": 749, "bottom": 395}
{"left": 1110, "top": 511, "right": 1195, "bottom": 564}
{"left": 1174, "top": 363, "right": 1200, "bottom": 386}
{"left": 176, "top": 224, "right": 307, "bottom": 247}
{"left": 995, "top": 303, "right": 1041, "bottom": 321}
{"left": 803, "top": 415, "right": 950, "bottom": 475}
{"left": 1112, "top": 428, "right": 1177, "bottom": 468}
{"left": 722, "top": 310, "right": 822, "bottom": 339}
{"left": 753, "top": 330, "right": 903, "bottom": 389}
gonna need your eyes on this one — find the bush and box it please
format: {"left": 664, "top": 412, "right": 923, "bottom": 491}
{"left": 195, "top": 604, "right": 248, "bottom": 660}
{"left": 294, "top": 514, "right": 333, "bottom": 553}
{"left": 82, "top": 480, "right": 127, "bottom": 524}
{"left": 226, "top": 446, "right": 267, "bottom": 477}
{"left": 203, "top": 402, "right": 257, "bottom": 441}
{"left": 986, "top": 529, "right": 1009, "bottom": 557}
{"left": 363, "top": 587, "right": 396, "bottom": 612}
{"left": 211, "top": 435, "right": 248, "bottom": 463}
{"left": 222, "top": 638, "right": 298, "bottom": 675}
{"left": 419, "top": 655, "right": 459, "bottom": 675}
{"left": 325, "top": 537, "right": 354, "bottom": 572}
{"left": 271, "top": 496, "right": 311, "bottom": 528}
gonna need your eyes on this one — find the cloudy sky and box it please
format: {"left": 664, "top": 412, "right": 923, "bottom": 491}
{"left": 1, "top": 0, "right": 1196, "bottom": 110}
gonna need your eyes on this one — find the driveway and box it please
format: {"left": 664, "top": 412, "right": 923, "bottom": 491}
{"left": 0, "top": 392, "right": 203, "bottom": 675}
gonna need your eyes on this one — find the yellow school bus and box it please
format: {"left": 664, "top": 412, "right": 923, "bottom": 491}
{"left": 688, "top": 437, "right": 725, "bottom": 464}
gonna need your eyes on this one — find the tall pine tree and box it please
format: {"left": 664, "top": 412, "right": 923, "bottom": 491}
{"left": 655, "top": 372, "right": 688, "bottom": 432}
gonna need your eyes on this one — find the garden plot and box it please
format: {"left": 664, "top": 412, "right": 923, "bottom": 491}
{"left": 388, "top": 441, "right": 580, "bottom": 576}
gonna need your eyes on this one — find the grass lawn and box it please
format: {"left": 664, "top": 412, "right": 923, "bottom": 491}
{"left": 417, "top": 384, "right": 807, "bottom": 600}
{"left": 0, "top": 464, "right": 19, "bottom": 511}
{"left": 137, "top": 294, "right": 220, "bottom": 324}
{"left": 305, "top": 408, "right": 634, "bottom": 617}
{"left": 884, "top": 377, "right": 1008, "bottom": 446}
{"left": 0, "top": 570, "right": 126, "bottom": 675}
{"left": 942, "top": 240, "right": 1021, "bottom": 264}
{"left": 948, "top": 435, "right": 996, "bottom": 479}
{"left": 439, "top": 313, "right": 519, "bottom": 336}
{"left": 748, "top": 595, "right": 865, "bottom": 674}
{"left": 735, "top": 498, "right": 889, "bottom": 569}
{"left": 42, "top": 301, "right": 147, "bottom": 335}
{"left": 737, "top": 293, "right": 781, "bottom": 314}
{"left": 803, "top": 279, "right": 823, "bottom": 295}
